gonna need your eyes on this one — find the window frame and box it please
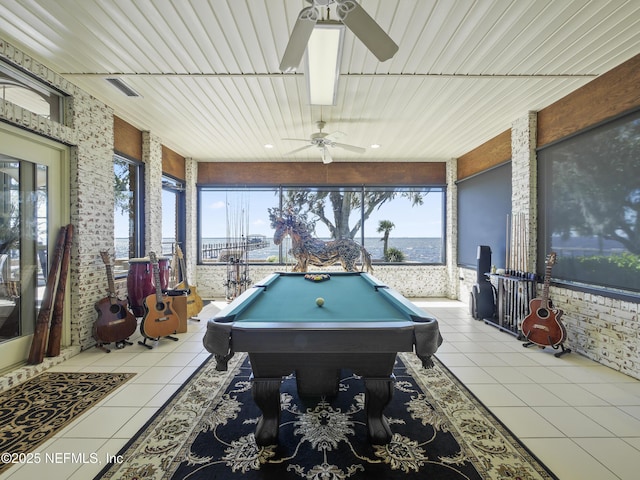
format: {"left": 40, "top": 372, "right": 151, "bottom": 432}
{"left": 161, "top": 174, "right": 186, "bottom": 259}
{"left": 197, "top": 185, "right": 446, "bottom": 266}
{"left": 113, "top": 154, "right": 144, "bottom": 275}
{"left": 537, "top": 108, "right": 640, "bottom": 301}
{"left": 0, "top": 60, "right": 66, "bottom": 123}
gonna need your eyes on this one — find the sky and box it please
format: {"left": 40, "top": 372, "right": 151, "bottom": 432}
{"left": 198, "top": 189, "right": 444, "bottom": 239}
{"left": 115, "top": 188, "right": 444, "bottom": 241}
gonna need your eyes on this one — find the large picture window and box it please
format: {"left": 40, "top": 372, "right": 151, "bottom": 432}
{"left": 198, "top": 186, "right": 444, "bottom": 265}
{"left": 537, "top": 109, "right": 640, "bottom": 296}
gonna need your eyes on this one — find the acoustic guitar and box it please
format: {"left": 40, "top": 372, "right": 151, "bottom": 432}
{"left": 174, "top": 245, "right": 204, "bottom": 319}
{"left": 521, "top": 252, "right": 567, "bottom": 347}
{"left": 93, "top": 251, "right": 137, "bottom": 351}
{"left": 139, "top": 251, "right": 180, "bottom": 345}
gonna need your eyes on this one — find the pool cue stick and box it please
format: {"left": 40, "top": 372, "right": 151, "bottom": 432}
{"left": 506, "top": 214, "right": 510, "bottom": 271}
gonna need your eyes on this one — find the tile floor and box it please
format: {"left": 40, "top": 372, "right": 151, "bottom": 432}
{"left": 2, "top": 298, "right": 640, "bottom": 480}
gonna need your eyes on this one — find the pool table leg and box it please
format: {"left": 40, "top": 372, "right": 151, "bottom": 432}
{"left": 251, "top": 376, "right": 282, "bottom": 446}
{"left": 364, "top": 376, "right": 394, "bottom": 444}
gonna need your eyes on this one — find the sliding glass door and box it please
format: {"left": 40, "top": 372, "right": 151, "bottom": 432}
{"left": 0, "top": 124, "right": 68, "bottom": 372}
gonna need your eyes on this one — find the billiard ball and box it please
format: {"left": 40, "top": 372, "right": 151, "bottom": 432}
{"left": 316, "top": 297, "right": 325, "bottom": 307}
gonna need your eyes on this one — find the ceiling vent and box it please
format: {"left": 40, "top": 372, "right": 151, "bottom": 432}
{"left": 106, "top": 78, "right": 141, "bottom": 97}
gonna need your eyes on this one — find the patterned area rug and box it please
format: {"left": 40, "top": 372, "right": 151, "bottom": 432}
{"left": 97, "top": 353, "right": 557, "bottom": 480}
{"left": 0, "top": 371, "right": 135, "bottom": 474}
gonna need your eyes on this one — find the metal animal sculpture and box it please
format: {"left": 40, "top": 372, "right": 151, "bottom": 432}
{"left": 272, "top": 214, "right": 373, "bottom": 273}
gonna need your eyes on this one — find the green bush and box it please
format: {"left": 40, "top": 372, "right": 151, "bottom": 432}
{"left": 385, "top": 247, "right": 406, "bottom": 262}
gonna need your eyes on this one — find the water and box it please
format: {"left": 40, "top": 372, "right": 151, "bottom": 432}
{"left": 116, "top": 237, "right": 443, "bottom": 264}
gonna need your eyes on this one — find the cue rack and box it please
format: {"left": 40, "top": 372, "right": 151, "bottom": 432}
{"left": 485, "top": 212, "right": 537, "bottom": 337}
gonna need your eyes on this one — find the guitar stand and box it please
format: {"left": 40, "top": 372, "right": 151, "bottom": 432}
{"left": 96, "top": 338, "right": 134, "bottom": 353}
{"left": 523, "top": 339, "right": 572, "bottom": 358}
{"left": 138, "top": 335, "right": 179, "bottom": 349}
{"left": 116, "top": 339, "right": 134, "bottom": 349}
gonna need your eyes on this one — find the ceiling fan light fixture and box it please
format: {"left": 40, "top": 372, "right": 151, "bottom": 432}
{"left": 306, "top": 21, "right": 344, "bottom": 105}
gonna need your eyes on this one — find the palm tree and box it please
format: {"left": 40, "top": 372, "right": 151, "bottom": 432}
{"left": 377, "top": 220, "right": 395, "bottom": 257}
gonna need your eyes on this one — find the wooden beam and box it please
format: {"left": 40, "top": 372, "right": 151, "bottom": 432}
{"left": 457, "top": 129, "right": 511, "bottom": 180}
{"left": 197, "top": 162, "right": 446, "bottom": 186}
{"left": 538, "top": 53, "right": 640, "bottom": 147}
{"left": 113, "top": 116, "right": 142, "bottom": 160}
{"left": 162, "top": 146, "right": 185, "bottom": 181}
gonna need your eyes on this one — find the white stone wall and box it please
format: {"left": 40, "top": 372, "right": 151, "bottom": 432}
{"left": 445, "top": 159, "right": 459, "bottom": 299}
{"left": 69, "top": 99, "right": 117, "bottom": 351}
{"left": 550, "top": 286, "right": 639, "bottom": 378}
{"left": 184, "top": 158, "right": 198, "bottom": 284}
{"left": 143, "top": 132, "right": 164, "bottom": 254}
{"left": 511, "top": 112, "right": 538, "bottom": 272}
{"left": 195, "top": 264, "right": 450, "bottom": 300}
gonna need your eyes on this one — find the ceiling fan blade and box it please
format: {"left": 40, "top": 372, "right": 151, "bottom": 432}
{"left": 322, "top": 146, "right": 333, "bottom": 164}
{"left": 284, "top": 144, "right": 314, "bottom": 155}
{"left": 333, "top": 142, "right": 366, "bottom": 153}
{"left": 336, "top": 0, "right": 398, "bottom": 62}
{"left": 325, "top": 130, "right": 346, "bottom": 142}
{"left": 279, "top": 6, "right": 319, "bottom": 72}
{"left": 281, "top": 138, "right": 311, "bottom": 142}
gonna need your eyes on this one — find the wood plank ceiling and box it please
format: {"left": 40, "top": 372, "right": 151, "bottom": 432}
{"left": 1, "top": 0, "right": 639, "bottom": 163}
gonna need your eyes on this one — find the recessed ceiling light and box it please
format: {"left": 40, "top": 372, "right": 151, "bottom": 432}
{"left": 264, "top": 144, "right": 274, "bottom": 149}
{"left": 370, "top": 144, "right": 381, "bottom": 149}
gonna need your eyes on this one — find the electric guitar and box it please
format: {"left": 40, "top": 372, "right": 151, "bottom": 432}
{"left": 140, "top": 252, "right": 180, "bottom": 341}
{"left": 93, "top": 251, "right": 137, "bottom": 350}
{"left": 174, "top": 245, "right": 204, "bottom": 319}
{"left": 521, "top": 252, "right": 567, "bottom": 347}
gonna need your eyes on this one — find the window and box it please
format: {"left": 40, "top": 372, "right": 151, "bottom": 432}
{"left": 0, "top": 158, "right": 47, "bottom": 344}
{"left": 538, "top": 109, "right": 640, "bottom": 296}
{"left": 0, "top": 60, "right": 65, "bottom": 122}
{"left": 362, "top": 187, "right": 444, "bottom": 264}
{"left": 114, "top": 155, "right": 144, "bottom": 275}
{"left": 198, "top": 186, "right": 445, "bottom": 265}
{"left": 162, "top": 175, "right": 185, "bottom": 261}
{"left": 199, "top": 188, "right": 279, "bottom": 263}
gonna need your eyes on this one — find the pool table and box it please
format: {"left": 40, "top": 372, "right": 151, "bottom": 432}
{"left": 203, "top": 271, "right": 443, "bottom": 445}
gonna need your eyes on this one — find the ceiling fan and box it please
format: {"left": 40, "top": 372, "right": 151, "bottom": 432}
{"left": 283, "top": 120, "right": 366, "bottom": 164}
{"left": 279, "top": 0, "right": 399, "bottom": 72}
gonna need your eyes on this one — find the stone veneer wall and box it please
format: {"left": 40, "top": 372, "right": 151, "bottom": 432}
{"left": 511, "top": 112, "right": 538, "bottom": 273}
{"left": 184, "top": 158, "right": 198, "bottom": 284}
{"left": 143, "top": 132, "right": 164, "bottom": 254}
{"left": 549, "top": 287, "right": 639, "bottom": 378}
{"left": 196, "top": 264, "right": 450, "bottom": 300}
{"left": 0, "top": 38, "right": 117, "bottom": 389}
{"left": 445, "top": 159, "right": 459, "bottom": 299}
